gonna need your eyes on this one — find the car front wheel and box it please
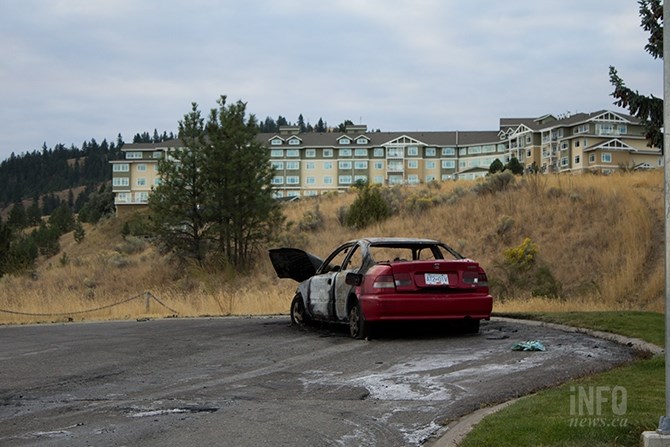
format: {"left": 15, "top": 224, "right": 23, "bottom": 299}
{"left": 290, "top": 294, "right": 309, "bottom": 327}
{"left": 348, "top": 301, "right": 368, "bottom": 339}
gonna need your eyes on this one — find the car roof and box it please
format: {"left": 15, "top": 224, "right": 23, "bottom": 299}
{"left": 351, "top": 237, "right": 442, "bottom": 245}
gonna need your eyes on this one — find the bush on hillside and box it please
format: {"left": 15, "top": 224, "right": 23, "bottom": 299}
{"left": 345, "top": 184, "right": 390, "bottom": 229}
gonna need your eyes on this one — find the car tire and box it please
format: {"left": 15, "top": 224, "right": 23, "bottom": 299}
{"left": 348, "top": 301, "right": 368, "bottom": 339}
{"left": 290, "top": 294, "right": 309, "bottom": 327}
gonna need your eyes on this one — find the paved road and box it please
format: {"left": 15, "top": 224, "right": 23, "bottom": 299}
{"left": 0, "top": 317, "right": 636, "bottom": 446}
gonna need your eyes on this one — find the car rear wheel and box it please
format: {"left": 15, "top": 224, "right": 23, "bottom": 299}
{"left": 290, "top": 294, "right": 309, "bottom": 326}
{"left": 348, "top": 301, "right": 368, "bottom": 339}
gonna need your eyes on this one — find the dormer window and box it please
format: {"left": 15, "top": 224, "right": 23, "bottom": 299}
{"left": 288, "top": 137, "right": 301, "bottom": 145}
{"left": 356, "top": 137, "right": 369, "bottom": 144}
{"left": 271, "top": 138, "right": 283, "bottom": 145}
{"left": 339, "top": 137, "right": 351, "bottom": 145}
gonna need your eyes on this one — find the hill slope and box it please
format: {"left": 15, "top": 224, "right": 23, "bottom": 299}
{"left": 0, "top": 171, "right": 663, "bottom": 324}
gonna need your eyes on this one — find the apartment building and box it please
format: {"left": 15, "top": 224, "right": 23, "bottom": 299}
{"left": 499, "top": 110, "right": 661, "bottom": 174}
{"left": 111, "top": 109, "right": 661, "bottom": 215}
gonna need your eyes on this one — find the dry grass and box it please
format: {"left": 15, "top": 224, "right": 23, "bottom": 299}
{"left": 0, "top": 171, "right": 664, "bottom": 325}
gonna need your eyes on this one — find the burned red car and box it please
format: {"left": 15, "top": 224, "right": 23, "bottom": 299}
{"left": 269, "top": 237, "right": 493, "bottom": 339}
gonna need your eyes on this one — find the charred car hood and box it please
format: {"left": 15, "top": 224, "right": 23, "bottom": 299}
{"left": 268, "top": 248, "right": 324, "bottom": 282}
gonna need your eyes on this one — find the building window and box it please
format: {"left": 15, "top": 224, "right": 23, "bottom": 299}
{"left": 574, "top": 155, "right": 581, "bottom": 164}
{"left": 373, "top": 148, "right": 384, "bottom": 157}
{"left": 135, "top": 192, "right": 148, "bottom": 202}
{"left": 339, "top": 175, "right": 352, "bottom": 185}
{"left": 407, "top": 146, "right": 419, "bottom": 156}
{"left": 271, "top": 161, "right": 284, "bottom": 170}
{"left": 589, "top": 153, "right": 596, "bottom": 163}
{"left": 425, "top": 147, "right": 436, "bottom": 156}
{"left": 354, "top": 175, "right": 368, "bottom": 183}
{"left": 137, "top": 178, "right": 147, "bottom": 186}
{"left": 286, "top": 149, "right": 299, "bottom": 157}
{"left": 339, "top": 161, "right": 352, "bottom": 170}
{"left": 339, "top": 138, "right": 351, "bottom": 145}
{"left": 388, "top": 175, "right": 403, "bottom": 185}
{"left": 126, "top": 152, "right": 142, "bottom": 159}
{"left": 113, "top": 163, "right": 129, "bottom": 172}
{"left": 373, "top": 176, "right": 383, "bottom": 184}
{"left": 323, "top": 149, "right": 333, "bottom": 158}
{"left": 287, "top": 191, "right": 300, "bottom": 198}
{"left": 459, "top": 148, "right": 467, "bottom": 156}
{"left": 152, "top": 151, "right": 163, "bottom": 159}
{"left": 324, "top": 161, "right": 333, "bottom": 170}
{"left": 354, "top": 148, "right": 367, "bottom": 157}
{"left": 270, "top": 149, "right": 283, "bottom": 158}
{"left": 116, "top": 192, "right": 129, "bottom": 202}
{"left": 407, "top": 160, "right": 419, "bottom": 169}
{"left": 602, "top": 153, "right": 612, "bottom": 163}
{"left": 286, "top": 176, "right": 300, "bottom": 185}
{"left": 323, "top": 176, "right": 333, "bottom": 185}
{"left": 356, "top": 137, "right": 368, "bottom": 144}
{"left": 305, "top": 162, "right": 315, "bottom": 170}
{"left": 354, "top": 161, "right": 368, "bottom": 170}
{"left": 426, "top": 161, "right": 436, "bottom": 169}
{"left": 469, "top": 146, "right": 482, "bottom": 154}
{"left": 426, "top": 175, "right": 436, "bottom": 182}
{"left": 306, "top": 149, "right": 316, "bottom": 158}
{"left": 560, "top": 157, "right": 568, "bottom": 167}
{"left": 339, "top": 148, "right": 352, "bottom": 157}
{"left": 112, "top": 177, "right": 129, "bottom": 187}
{"left": 286, "top": 161, "right": 299, "bottom": 170}
{"left": 306, "top": 177, "right": 316, "bottom": 185}
{"left": 272, "top": 176, "right": 284, "bottom": 185}
{"left": 288, "top": 138, "right": 300, "bottom": 145}
{"left": 407, "top": 175, "right": 419, "bottom": 184}
{"left": 387, "top": 148, "right": 403, "bottom": 158}
{"left": 271, "top": 138, "right": 282, "bottom": 145}
{"left": 442, "top": 147, "right": 456, "bottom": 156}
{"left": 575, "top": 140, "right": 580, "bottom": 147}
{"left": 442, "top": 160, "right": 456, "bottom": 169}
{"left": 137, "top": 164, "right": 147, "bottom": 172}
{"left": 373, "top": 161, "right": 384, "bottom": 169}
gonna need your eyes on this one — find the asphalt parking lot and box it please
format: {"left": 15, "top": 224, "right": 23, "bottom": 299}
{"left": 0, "top": 316, "right": 637, "bottom": 446}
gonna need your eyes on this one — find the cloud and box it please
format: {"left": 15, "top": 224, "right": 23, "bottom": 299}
{"left": 0, "top": 0, "right": 662, "bottom": 159}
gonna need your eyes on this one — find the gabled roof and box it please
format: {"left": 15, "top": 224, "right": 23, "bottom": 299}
{"left": 583, "top": 138, "right": 636, "bottom": 152}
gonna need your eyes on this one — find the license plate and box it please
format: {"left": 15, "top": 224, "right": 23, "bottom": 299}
{"left": 425, "top": 273, "right": 449, "bottom": 285}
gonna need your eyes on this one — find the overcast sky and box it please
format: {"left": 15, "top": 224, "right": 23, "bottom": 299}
{"left": 0, "top": 0, "right": 662, "bottom": 161}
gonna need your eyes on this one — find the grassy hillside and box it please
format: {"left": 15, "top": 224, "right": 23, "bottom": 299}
{"left": 0, "top": 170, "right": 663, "bottom": 324}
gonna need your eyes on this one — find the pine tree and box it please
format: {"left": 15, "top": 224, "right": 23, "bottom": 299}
{"left": 609, "top": 0, "right": 663, "bottom": 151}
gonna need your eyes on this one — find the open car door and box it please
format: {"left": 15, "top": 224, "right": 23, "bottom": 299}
{"left": 268, "top": 248, "right": 324, "bottom": 283}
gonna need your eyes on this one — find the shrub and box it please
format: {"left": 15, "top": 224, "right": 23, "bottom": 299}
{"left": 298, "top": 207, "right": 324, "bottom": 232}
{"left": 346, "top": 185, "right": 390, "bottom": 229}
{"left": 472, "top": 171, "right": 516, "bottom": 195}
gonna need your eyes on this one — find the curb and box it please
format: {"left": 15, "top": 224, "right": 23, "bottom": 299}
{"left": 427, "top": 316, "right": 663, "bottom": 446}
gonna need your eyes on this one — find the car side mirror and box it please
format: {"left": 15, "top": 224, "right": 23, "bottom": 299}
{"left": 345, "top": 272, "right": 363, "bottom": 286}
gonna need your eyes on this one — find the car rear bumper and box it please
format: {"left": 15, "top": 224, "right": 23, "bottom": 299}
{"left": 359, "top": 293, "right": 493, "bottom": 321}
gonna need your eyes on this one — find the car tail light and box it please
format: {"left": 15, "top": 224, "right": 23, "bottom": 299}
{"left": 393, "top": 272, "right": 412, "bottom": 288}
{"left": 463, "top": 269, "right": 489, "bottom": 291}
{"left": 373, "top": 275, "right": 396, "bottom": 291}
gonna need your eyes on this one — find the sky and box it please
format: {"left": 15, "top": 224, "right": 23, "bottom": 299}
{"left": 0, "top": 0, "right": 663, "bottom": 161}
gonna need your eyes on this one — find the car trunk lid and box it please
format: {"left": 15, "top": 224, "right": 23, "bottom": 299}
{"left": 389, "top": 259, "right": 488, "bottom": 292}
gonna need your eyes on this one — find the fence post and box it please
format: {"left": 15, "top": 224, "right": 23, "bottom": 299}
{"left": 145, "top": 291, "right": 151, "bottom": 313}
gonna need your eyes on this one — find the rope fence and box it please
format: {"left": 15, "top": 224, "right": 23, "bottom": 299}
{"left": 0, "top": 291, "right": 179, "bottom": 317}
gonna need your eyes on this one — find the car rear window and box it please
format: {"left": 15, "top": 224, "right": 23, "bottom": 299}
{"left": 368, "top": 244, "right": 460, "bottom": 263}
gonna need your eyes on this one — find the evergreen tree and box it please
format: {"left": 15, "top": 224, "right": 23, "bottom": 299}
{"left": 150, "top": 96, "right": 282, "bottom": 270}
{"left": 609, "top": 0, "right": 663, "bottom": 151}
{"left": 7, "top": 202, "right": 28, "bottom": 229}
{"left": 298, "top": 114, "right": 306, "bottom": 133}
{"left": 48, "top": 202, "right": 75, "bottom": 234}
{"left": 316, "top": 118, "right": 326, "bottom": 133}
{"left": 0, "top": 217, "right": 11, "bottom": 276}
{"left": 505, "top": 157, "right": 524, "bottom": 175}
{"left": 73, "top": 220, "right": 85, "bottom": 243}
{"left": 150, "top": 103, "right": 211, "bottom": 264}
{"left": 489, "top": 159, "right": 504, "bottom": 174}
{"left": 26, "top": 195, "right": 41, "bottom": 226}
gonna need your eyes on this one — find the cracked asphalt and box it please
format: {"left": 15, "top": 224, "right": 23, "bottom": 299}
{"left": 0, "top": 316, "right": 637, "bottom": 446}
